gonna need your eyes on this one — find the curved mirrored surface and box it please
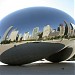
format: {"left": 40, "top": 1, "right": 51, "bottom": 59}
{"left": 0, "top": 7, "right": 75, "bottom": 65}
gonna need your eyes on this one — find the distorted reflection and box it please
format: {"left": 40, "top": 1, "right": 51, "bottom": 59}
{"left": 0, "top": 21, "right": 75, "bottom": 44}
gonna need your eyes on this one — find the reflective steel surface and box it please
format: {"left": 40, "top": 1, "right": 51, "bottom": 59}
{"left": 0, "top": 7, "right": 75, "bottom": 65}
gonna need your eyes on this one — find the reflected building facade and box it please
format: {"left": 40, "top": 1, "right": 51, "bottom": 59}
{"left": 42, "top": 25, "right": 52, "bottom": 38}
{"left": 32, "top": 27, "right": 39, "bottom": 39}
{"left": 18, "top": 34, "right": 22, "bottom": 41}
{"left": 2, "top": 26, "right": 13, "bottom": 41}
{"left": 64, "top": 21, "right": 72, "bottom": 36}
{"left": 58, "top": 24, "right": 65, "bottom": 36}
{"left": 70, "top": 23, "right": 75, "bottom": 36}
{"left": 68, "top": 25, "right": 71, "bottom": 36}
{"left": 9, "top": 29, "right": 19, "bottom": 41}
{"left": 23, "top": 32, "right": 29, "bottom": 40}
{"left": 49, "top": 31, "right": 59, "bottom": 38}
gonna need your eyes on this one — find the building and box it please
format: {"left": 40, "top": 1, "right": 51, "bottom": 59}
{"left": 70, "top": 23, "right": 75, "bottom": 36}
{"left": 32, "top": 27, "right": 39, "bottom": 39}
{"left": 18, "top": 34, "right": 22, "bottom": 41}
{"left": 23, "top": 32, "right": 29, "bottom": 40}
{"left": 42, "top": 25, "right": 52, "bottom": 38}
{"left": 64, "top": 21, "right": 71, "bottom": 36}
{"left": 68, "top": 25, "right": 71, "bottom": 36}
{"left": 70, "top": 23, "right": 75, "bottom": 30}
{"left": 58, "top": 24, "right": 65, "bottom": 36}
{"left": 49, "top": 31, "right": 59, "bottom": 38}
{"left": 2, "top": 26, "right": 13, "bottom": 41}
{"left": 9, "top": 29, "right": 19, "bottom": 41}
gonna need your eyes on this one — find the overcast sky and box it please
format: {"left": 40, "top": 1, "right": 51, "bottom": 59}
{"left": 0, "top": 0, "right": 75, "bottom": 21}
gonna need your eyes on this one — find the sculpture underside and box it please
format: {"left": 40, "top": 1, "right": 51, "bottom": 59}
{"left": 0, "top": 41, "right": 75, "bottom": 65}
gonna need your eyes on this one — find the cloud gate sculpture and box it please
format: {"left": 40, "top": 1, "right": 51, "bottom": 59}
{"left": 0, "top": 7, "right": 75, "bottom": 65}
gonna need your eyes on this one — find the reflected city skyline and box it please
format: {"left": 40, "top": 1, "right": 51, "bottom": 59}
{"left": 0, "top": 21, "right": 75, "bottom": 44}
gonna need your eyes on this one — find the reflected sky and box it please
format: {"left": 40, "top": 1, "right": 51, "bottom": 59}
{"left": 0, "top": 7, "right": 75, "bottom": 39}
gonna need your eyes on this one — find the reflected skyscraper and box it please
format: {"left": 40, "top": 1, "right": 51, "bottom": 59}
{"left": 9, "top": 29, "right": 19, "bottom": 41}
{"left": 64, "top": 21, "right": 71, "bottom": 36}
{"left": 59, "top": 24, "right": 65, "bottom": 36}
{"left": 42, "top": 25, "right": 52, "bottom": 38}
{"left": 23, "top": 32, "right": 29, "bottom": 40}
{"left": 49, "top": 31, "right": 59, "bottom": 38}
{"left": 70, "top": 23, "right": 75, "bottom": 36}
{"left": 32, "top": 27, "right": 39, "bottom": 39}
{"left": 18, "top": 34, "right": 22, "bottom": 41}
{"left": 70, "top": 23, "right": 75, "bottom": 30}
{"left": 68, "top": 25, "right": 71, "bottom": 36}
{"left": 2, "top": 26, "right": 13, "bottom": 41}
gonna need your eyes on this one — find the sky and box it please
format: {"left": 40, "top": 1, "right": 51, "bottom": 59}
{"left": 0, "top": 0, "right": 75, "bottom": 21}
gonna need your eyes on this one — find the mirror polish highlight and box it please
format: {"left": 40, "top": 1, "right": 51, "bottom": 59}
{"left": 0, "top": 7, "right": 75, "bottom": 65}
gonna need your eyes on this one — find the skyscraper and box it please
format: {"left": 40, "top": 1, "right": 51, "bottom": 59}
{"left": 64, "top": 21, "right": 71, "bottom": 36}
{"left": 23, "top": 32, "right": 29, "bottom": 40}
{"left": 68, "top": 25, "right": 71, "bottom": 36}
{"left": 70, "top": 23, "right": 75, "bottom": 36}
{"left": 58, "top": 24, "right": 65, "bottom": 36}
{"left": 42, "top": 25, "right": 52, "bottom": 38}
{"left": 9, "top": 29, "right": 19, "bottom": 41}
{"left": 70, "top": 23, "right": 75, "bottom": 30}
{"left": 32, "top": 27, "right": 39, "bottom": 39}
{"left": 2, "top": 26, "right": 13, "bottom": 41}
{"left": 18, "top": 33, "right": 22, "bottom": 41}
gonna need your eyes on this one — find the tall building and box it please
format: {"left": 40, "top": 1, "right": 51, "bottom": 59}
{"left": 18, "top": 34, "right": 22, "bottom": 41}
{"left": 64, "top": 21, "right": 71, "bottom": 36}
{"left": 70, "top": 23, "right": 75, "bottom": 30}
{"left": 70, "top": 23, "right": 75, "bottom": 36}
{"left": 58, "top": 24, "right": 65, "bottom": 36}
{"left": 42, "top": 25, "right": 52, "bottom": 38}
{"left": 32, "top": 27, "right": 39, "bottom": 39}
{"left": 23, "top": 32, "right": 29, "bottom": 40}
{"left": 9, "top": 29, "right": 19, "bottom": 41}
{"left": 68, "top": 25, "right": 71, "bottom": 36}
{"left": 2, "top": 26, "right": 13, "bottom": 41}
